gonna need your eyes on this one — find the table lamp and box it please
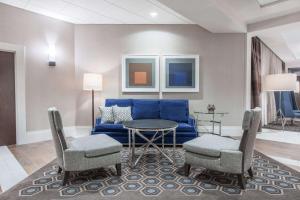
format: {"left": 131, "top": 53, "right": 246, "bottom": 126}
{"left": 83, "top": 73, "right": 102, "bottom": 128}
{"left": 264, "top": 73, "right": 296, "bottom": 130}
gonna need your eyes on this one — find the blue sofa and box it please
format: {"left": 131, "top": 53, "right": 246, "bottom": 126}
{"left": 91, "top": 99, "right": 198, "bottom": 145}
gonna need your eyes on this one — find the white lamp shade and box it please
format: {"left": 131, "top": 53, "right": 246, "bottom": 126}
{"left": 83, "top": 73, "right": 102, "bottom": 91}
{"left": 264, "top": 73, "right": 297, "bottom": 92}
{"left": 295, "top": 81, "right": 300, "bottom": 93}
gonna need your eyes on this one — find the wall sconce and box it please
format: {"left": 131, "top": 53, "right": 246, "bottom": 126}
{"left": 48, "top": 44, "right": 56, "bottom": 66}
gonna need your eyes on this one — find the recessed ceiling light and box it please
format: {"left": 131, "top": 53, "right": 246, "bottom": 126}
{"left": 150, "top": 12, "right": 158, "bottom": 18}
{"left": 256, "top": 0, "right": 288, "bottom": 7}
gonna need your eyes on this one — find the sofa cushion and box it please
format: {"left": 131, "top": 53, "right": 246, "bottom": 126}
{"left": 105, "top": 99, "right": 132, "bottom": 107}
{"left": 94, "top": 123, "right": 126, "bottom": 132}
{"left": 69, "top": 134, "right": 122, "bottom": 158}
{"left": 183, "top": 134, "right": 240, "bottom": 157}
{"left": 99, "top": 106, "right": 114, "bottom": 123}
{"left": 132, "top": 99, "right": 160, "bottom": 119}
{"left": 113, "top": 106, "right": 133, "bottom": 124}
{"left": 160, "top": 100, "right": 189, "bottom": 122}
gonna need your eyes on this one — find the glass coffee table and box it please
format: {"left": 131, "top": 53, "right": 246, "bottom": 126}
{"left": 123, "top": 119, "right": 178, "bottom": 167}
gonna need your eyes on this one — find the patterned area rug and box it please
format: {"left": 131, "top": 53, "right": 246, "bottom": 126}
{"left": 1, "top": 149, "right": 299, "bottom": 200}
{"left": 263, "top": 121, "right": 300, "bottom": 132}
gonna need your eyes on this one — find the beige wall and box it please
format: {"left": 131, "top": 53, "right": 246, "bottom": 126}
{"left": 0, "top": 3, "right": 247, "bottom": 131}
{"left": 75, "top": 25, "right": 246, "bottom": 126}
{"left": 0, "top": 3, "right": 76, "bottom": 131}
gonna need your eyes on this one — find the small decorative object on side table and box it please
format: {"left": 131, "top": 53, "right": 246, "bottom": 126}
{"left": 207, "top": 104, "right": 216, "bottom": 113}
{"left": 194, "top": 107, "right": 228, "bottom": 135}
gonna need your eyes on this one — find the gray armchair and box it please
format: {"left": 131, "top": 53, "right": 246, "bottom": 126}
{"left": 48, "top": 107, "right": 123, "bottom": 186}
{"left": 183, "top": 108, "right": 261, "bottom": 189}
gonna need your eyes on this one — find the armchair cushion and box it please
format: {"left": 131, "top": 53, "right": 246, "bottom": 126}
{"left": 293, "top": 110, "right": 300, "bottom": 118}
{"left": 68, "top": 134, "right": 122, "bottom": 158}
{"left": 183, "top": 134, "right": 240, "bottom": 158}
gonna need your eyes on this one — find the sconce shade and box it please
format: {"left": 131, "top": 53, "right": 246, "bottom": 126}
{"left": 264, "top": 73, "right": 297, "bottom": 92}
{"left": 83, "top": 73, "right": 102, "bottom": 91}
{"left": 48, "top": 44, "right": 56, "bottom": 66}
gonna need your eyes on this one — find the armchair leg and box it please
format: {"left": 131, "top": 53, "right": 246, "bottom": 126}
{"left": 62, "top": 171, "right": 70, "bottom": 186}
{"left": 184, "top": 163, "right": 191, "bottom": 176}
{"left": 238, "top": 174, "right": 246, "bottom": 189}
{"left": 248, "top": 167, "right": 254, "bottom": 178}
{"left": 116, "top": 163, "right": 122, "bottom": 176}
{"left": 57, "top": 166, "right": 62, "bottom": 174}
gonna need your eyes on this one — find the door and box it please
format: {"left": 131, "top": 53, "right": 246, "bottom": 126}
{"left": 0, "top": 51, "right": 16, "bottom": 145}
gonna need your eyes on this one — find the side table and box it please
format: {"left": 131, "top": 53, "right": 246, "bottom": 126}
{"left": 194, "top": 111, "right": 228, "bottom": 135}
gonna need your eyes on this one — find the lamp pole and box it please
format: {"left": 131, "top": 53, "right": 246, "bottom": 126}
{"left": 83, "top": 73, "right": 102, "bottom": 129}
{"left": 92, "top": 89, "right": 95, "bottom": 128}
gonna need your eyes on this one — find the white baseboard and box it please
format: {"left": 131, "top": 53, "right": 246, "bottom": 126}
{"left": 20, "top": 126, "right": 91, "bottom": 145}
{"left": 197, "top": 126, "right": 242, "bottom": 137}
{"left": 257, "top": 129, "right": 300, "bottom": 145}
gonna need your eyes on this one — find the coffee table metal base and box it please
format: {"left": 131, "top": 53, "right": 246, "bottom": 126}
{"left": 128, "top": 128, "right": 176, "bottom": 167}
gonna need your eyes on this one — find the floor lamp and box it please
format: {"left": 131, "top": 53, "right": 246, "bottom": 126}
{"left": 264, "top": 73, "right": 297, "bottom": 131}
{"left": 294, "top": 81, "right": 300, "bottom": 108}
{"left": 83, "top": 73, "right": 103, "bottom": 128}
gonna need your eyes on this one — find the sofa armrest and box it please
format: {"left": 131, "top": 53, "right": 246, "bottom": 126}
{"left": 95, "top": 116, "right": 102, "bottom": 125}
{"left": 188, "top": 115, "right": 198, "bottom": 133}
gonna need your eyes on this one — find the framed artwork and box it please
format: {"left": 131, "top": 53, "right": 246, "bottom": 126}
{"left": 122, "top": 55, "right": 159, "bottom": 92}
{"left": 162, "top": 55, "right": 199, "bottom": 92}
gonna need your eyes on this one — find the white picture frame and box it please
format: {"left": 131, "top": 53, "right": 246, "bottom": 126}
{"left": 122, "top": 55, "right": 160, "bottom": 92}
{"left": 162, "top": 55, "right": 200, "bottom": 92}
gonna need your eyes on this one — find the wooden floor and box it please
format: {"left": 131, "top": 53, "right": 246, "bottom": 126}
{"left": 255, "top": 139, "right": 300, "bottom": 171}
{"left": 7, "top": 138, "right": 300, "bottom": 175}
{"left": 8, "top": 140, "right": 56, "bottom": 175}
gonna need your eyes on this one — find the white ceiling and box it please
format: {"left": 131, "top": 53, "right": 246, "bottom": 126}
{"left": 157, "top": 0, "right": 300, "bottom": 33}
{"left": 221, "top": 0, "right": 300, "bottom": 24}
{"left": 1, "top": 0, "right": 300, "bottom": 33}
{"left": 257, "top": 0, "right": 288, "bottom": 7}
{"left": 0, "top": 0, "right": 193, "bottom": 24}
{"left": 256, "top": 22, "right": 300, "bottom": 66}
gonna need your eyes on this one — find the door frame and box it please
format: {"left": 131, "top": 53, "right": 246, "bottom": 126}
{"left": 0, "top": 42, "right": 26, "bottom": 145}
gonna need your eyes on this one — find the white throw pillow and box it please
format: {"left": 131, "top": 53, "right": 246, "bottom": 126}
{"left": 112, "top": 105, "right": 133, "bottom": 124}
{"left": 99, "top": 106, "right": 114, "bottom": 123}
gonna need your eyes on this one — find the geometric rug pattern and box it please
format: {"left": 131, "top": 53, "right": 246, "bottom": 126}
{"left": 17, "top": 149, "right": 300, "bottom": 198}
{"left": 263, "top": 121, "right": 300, "bottom": 132}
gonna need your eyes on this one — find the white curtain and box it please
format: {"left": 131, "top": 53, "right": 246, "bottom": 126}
{"left": 261, "top": 44, "right": 283, "bottom": 125}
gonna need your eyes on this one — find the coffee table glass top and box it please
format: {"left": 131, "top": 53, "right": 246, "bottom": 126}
{"left": 123, "top": 119, "right": 178, "bottom": 130}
